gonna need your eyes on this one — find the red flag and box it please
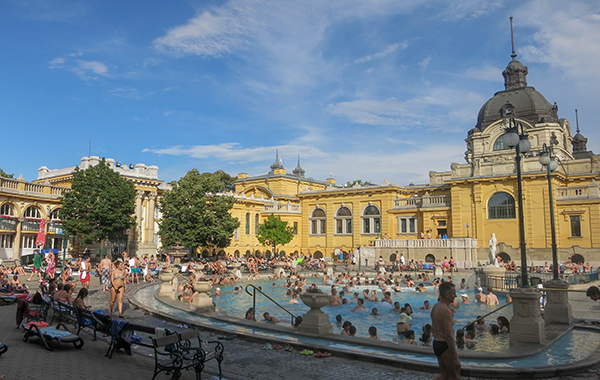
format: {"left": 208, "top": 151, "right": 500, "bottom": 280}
{"left": 36, "top": 219, "right": 46, "bottom": 247}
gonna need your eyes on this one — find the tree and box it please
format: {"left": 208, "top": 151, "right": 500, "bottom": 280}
{"left": 159, "top": 169, "right": 240, "bottom": 253}
{"left": 0, "top": 169, "right": 13, "bottom": 178}
{"left": 257, "top": 215, "right": 294, "bottom": 255}
{"left": 345, "top": 179, "right": 375, "bottom": 187}
{"left": 60, "top": 159, "right": 136, "bottom": 244}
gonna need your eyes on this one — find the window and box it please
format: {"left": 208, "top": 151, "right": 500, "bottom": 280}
{"left": 245, "top": 213, "right": 250, "bottom": 234}
{"left": 335, "top": 206, "right": 352, "bottom": 235}
{"left": 293, "top": 222, "right": 298, "bottom": 235}
{"left": 0, "top": 234, "right": 14, "bottom": 248}
{"left": 310, "top": 207, "right": 326, "bottom": 235}
{"left": 24, "top": 206, "right": 42, "bottom": 219}
{"left": 398, "top": 216, "right": 417, "bottom": 234}
{"left": 493, "top": 134, "right": 513, "bottom": 151}
{"left": 488, "top": 192, "right": 516, "bottom": 219}
{"left": 50, "top": 209, "right": 61, "bottom": 220}
{"left": 362, "top": 204, "right": 381, "bottom": 234}
{"left": 570, "top": 216, "right": 581, "bottom": 237}
{"left": 22, "top": 235, "right": 36, "bottom": 249}
{"left": 234, "top": 228, "right": 239, "bottom": 240}
{"left": 255, "top": 214, "right": 260, "bottom": 235}
{"left": 0, "top": 203, "right": 14, "bottom": 216}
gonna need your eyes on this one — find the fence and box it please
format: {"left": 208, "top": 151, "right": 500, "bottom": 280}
{"left": 478, "top": 270, "right": 599, "bottom": 291}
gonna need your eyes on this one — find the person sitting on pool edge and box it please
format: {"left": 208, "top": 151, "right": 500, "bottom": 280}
{"left": 397, "top": 312, "right": 413, "bottom": 337}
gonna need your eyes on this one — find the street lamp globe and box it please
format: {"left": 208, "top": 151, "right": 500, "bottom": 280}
{"left": 518, "top": 137, "right": 531, "bottom": 153}
{"left": 539, "top": 152, "right": 551, "bottom": 166}
{"left": 504, "top": 131, "right": 520, "bottom": 148}
{"left": 548, "top": 160, "right": 559, "bottom": 172}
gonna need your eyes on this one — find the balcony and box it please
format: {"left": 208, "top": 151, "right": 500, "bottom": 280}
{"left": 262, "top": 202, "right": 301, "bottom": 214}
{"left": 556, "top": 182, "right": 600, "bottom": 201}
{"left": 374, "top": 238, "right": 477, "bottom": 249}
{"left": 0, "top": 217, "right": 17, "bottom": 231}
{"left": 0, "top": 177, "right": 70, "bottom": 199}
{"left": 393, "top": 193, "right": 451, "bottom": 209}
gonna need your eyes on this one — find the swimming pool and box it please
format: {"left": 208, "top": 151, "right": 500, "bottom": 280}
{"left": 210, "top": 279, "right": 513, "bottom": 349}
{"left": 132, "top": 283, "right": 600, "bottom": 371}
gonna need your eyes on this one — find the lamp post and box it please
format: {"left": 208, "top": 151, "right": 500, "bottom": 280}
{"left": 539, "top": 133, "right": 560, "bottom": 280}
{"left": 503, "top": 117, "right": 531, "bottom": 288}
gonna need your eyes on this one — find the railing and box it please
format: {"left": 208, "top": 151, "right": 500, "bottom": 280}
{"left": 479, "top": 271, "right": 599, "bottom": 291}
{"left": 556, "top": 184, "right": 600, "bottom": 201}
{"left": 245, "top": 284, "right": 296, "bottom": 325}
{"left": 393, "top": 194, "right": 451, "bottom": 209}
{"left": 374, "top": 238, "right": 477, "bottom": 249}
{"left": 21, "top": 220, "right": 41, "bottom": 231}
{"left": 0, "top": 218, "right": 17, "bottom": 231}
{"left": 48, "top": 221, "right": 63, "bottom": 234}
{"left": 24, "top": 183, "right": 44, "bottom": 193}
{"left": 0, "top": 178, "right": 19, "bottom": 190}
{"left": 0, "top": 177, "right": 70, "bottom": 196}
{"left": 262, "top": 203, "right": 301, "bottom": 214}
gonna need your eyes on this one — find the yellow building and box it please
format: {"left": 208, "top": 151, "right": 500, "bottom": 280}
{"left": 0, "top": 156, "right": 163, "bottom": 262}
{"left": 219, "top": 52, "right": 600, "bottom": 268}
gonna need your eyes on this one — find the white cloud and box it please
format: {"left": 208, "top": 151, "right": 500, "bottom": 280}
{"left": 516, "top": 0, "right": 600, "bottom": 84}
{"left": 326, "top": 86, "right": 484, "bottom": 129}
{"left": 354, "top": 42, "right": 408, "bottom": 64}
{"left": 48, "top": 57, "right": 65, "bottom": 68}
{"left": 78, "top": 60, "right": 109, "bottom": 76}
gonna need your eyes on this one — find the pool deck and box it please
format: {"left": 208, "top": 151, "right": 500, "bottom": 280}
{"left": 2, "top": 271, "right": 600, "bottom": 379}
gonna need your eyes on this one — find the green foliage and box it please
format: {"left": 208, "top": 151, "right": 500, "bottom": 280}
{"left": 0, "top": 169, "right": 13, "bottom": 178}
{"left": 159, "top": 169, "right": 240, "bottom": 251}
{"left": 59, "top": 159, "right": 136, "bottom": 244}
{"left": 257, "top": 215, "right": 294, "bottom": 254}
{"left": 345, "top": 179, "right": 375, "bottom": 187}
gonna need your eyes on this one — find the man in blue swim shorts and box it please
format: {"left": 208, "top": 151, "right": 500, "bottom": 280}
{"left": 431, "top": 281, "right": 461, "bottom": 380}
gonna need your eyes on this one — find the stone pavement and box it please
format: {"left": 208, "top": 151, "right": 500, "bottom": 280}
{"left": 1, "top": 274, "right": 600, "bottom": 379}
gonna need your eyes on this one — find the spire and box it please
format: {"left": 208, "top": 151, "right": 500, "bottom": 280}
{"left": 502, "top": 16, "right": 528, "bottom": 90}
{"left": 293, "top": 154, "right": 305, "bottom": 177}
{"left": 269, "top": 149, "right": 284, "bottom": 174}
{"left": 510, "top": 16, "right": 517, "bottom": 60}
{"left": 572, "top": 109, "right": 593, "bottom": 158}
{"left": 576, "top": 109, "right": 580, "bottom": 133}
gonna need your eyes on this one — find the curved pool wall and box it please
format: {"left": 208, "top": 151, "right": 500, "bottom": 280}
{"left": 131, "top": 283, "right": 600, "bottom": 379}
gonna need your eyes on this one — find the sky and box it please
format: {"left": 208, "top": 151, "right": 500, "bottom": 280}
{"left": 2, "top": 0, "right": 600, "bottom": 186}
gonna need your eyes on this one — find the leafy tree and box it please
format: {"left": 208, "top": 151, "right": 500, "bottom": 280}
{"left": 60, "top": 159, "right": 136, "bottom": 244}
{"left": 159, "top": 169, "right": 240, "bottom": 253}
{"left": 257, "top": 215, "right": 294, "bottom": 255}
{"left": 0, "top": 169, "right": 13, "bottom": 178}
{"left": 345, "top": 179, "right": 375, "bottom": 187}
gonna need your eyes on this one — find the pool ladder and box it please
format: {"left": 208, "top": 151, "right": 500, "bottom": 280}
{"left": 245, "top": 284, "right": 297, "bottom": 325}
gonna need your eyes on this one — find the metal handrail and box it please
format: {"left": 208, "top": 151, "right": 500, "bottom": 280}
{"left": 245, "top": 284, "right": 296, "bottom": 325}
{"left": 463, "top": 302, "right": 512, "bottom": 330}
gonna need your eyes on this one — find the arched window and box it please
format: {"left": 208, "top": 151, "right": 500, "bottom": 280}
{"left": 255, "top": 214, "right": 260, "bottom": 235}
{"left": 425, "top": 254, "right": 435, "bottom": 263}
{"left": 245, "top": 213, "right": 250, "bottom": 234}
{"left": 335, "top": 206, "right": 352, "bottom": 235}
{"left": 310, "top": 207, "right": 326, "bottom": 235}
{"left": 493, "top": 134, "right": 512, "bottom": 151}
{"left": 50, "top": 209, "right": 61, "bottom": 220}
{"left": 0, "top": 203, "right": 14, "bottom": 216}
{"left": 361, "top": 204, "right": 381, "bottom": 234}
{"left": 488, "top": 192, "right": 516, "bottom": 219}
{"left": 24, "top": 206, "right": 42, "bottom": 219}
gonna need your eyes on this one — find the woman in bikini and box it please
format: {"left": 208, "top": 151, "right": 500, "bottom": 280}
{"left": 110, "top": 260, "right": 126, "bottom": 318}
{"left": 73, "top": 288, "right": 89, "bottom": 310}
{"left": 46, "top": 252, "right": 56, "bottom": 280}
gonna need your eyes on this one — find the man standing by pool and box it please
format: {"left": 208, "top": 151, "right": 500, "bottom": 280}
{"left": 431, "top": 281, "right": 461, "bottom": 380}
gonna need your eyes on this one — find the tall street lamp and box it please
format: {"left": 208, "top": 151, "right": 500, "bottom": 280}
{"left": 538, "top": 133, "right": 559, "bottom": 280}
{"left": 503, "top": 117, "right": 531, "bottom": 288}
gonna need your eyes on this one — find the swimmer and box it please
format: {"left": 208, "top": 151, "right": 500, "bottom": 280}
{"left": 420, "top": 300, "right": 432, "bottom": 310}
{"left": 263, "top": 312, "right": 280, "bottom": 324}
{"left": 351, "top": 298, "right": 366, "bottom": 312}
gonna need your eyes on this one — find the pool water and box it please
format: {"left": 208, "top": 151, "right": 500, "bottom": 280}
{"left": 211, "top": 279, "right": 512, "bottom": 350}
{"left": 133, "top": 284, "right": 600, "bottom": 369}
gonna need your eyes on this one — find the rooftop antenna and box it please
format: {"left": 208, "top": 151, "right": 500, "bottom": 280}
{"left": 510, "top": 16, "right": 517, "bottom": 60}
{"left": 297, "top": 154, "right": 301, "bottom": 166}
{"left": 575, "top": 109, "right": 580, "bottom": 133}
{"left": 329, "top": 165, "right": 333, "bottom": 178}
{"left": 89, "top": 138, "right": 92, "bottom": 157}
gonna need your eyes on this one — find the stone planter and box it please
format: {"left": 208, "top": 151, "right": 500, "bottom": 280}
{"left": 158, "top": 272, "right": 175, "bottom": 282}
{"left": 298, "top": 292, "right": 333, "bottom": 335}
{"left": 193, "top": 281, "right": 213, "bottom": 293}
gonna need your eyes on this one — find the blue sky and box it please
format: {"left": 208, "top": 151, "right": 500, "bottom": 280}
{"left": 2, "top": 0, "right": 600, "bottom": 186}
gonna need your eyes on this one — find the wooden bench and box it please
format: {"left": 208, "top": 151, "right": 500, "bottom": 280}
{"left": 51, "top": 301, "right": 109, "bottom": 340}
{"left": 151, "top": 330, "right": 224, "bottom": 380}
{"left": 105, "top": 322, "right": 156, "bottom": 359}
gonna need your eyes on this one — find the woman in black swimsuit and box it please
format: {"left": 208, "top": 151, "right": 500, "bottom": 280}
{"left": 110, "top": 260, "right": 127, "bottom": 318}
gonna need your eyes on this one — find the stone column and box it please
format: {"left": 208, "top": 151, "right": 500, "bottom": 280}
{"left": 543, "top": 279, "right": 573, "bottom": 325}
{"left": 146, "top": 192, "right": 156, "bottom": 244}
{"left": 135, "top": 190, "right": 145, "bottom": 243}
{"left": 509, "top": 287, "right": 545, "bottom": 346}
{"left": 13, "top": 217, "right": 23, "bottom": 260}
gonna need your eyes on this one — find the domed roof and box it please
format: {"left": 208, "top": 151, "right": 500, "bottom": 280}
{"left": 475, "top": 86, "right": 558, "bottom": 131}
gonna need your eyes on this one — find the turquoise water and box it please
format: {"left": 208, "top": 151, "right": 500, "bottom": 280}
{"left": 210, "top": 279, "right": 512, "bottom": 348}
{"left": 133, "top": 284, "right": 600, "bottom": 368}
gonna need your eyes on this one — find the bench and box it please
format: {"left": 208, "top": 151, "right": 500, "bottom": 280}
{"left": 151, "top": 330, "right": 224, "bottom": 380}
{"left": 51, "top": 301, "right": 109, "bottom": 340}
{"left": 105, "top": 322, "right": 156, "bottom": 359}
{"left": 23, "top": 321, "right": 84, "bottom": 351}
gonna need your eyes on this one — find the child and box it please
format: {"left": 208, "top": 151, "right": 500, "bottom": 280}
{"left": 456, "top": 328, "right": 465, "bottom": 349}
{"left": 368, "top": 326, "right": 380, "bottom": 340}
{"left": 465, "top": 330, "right": 478, "bottom": 349}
